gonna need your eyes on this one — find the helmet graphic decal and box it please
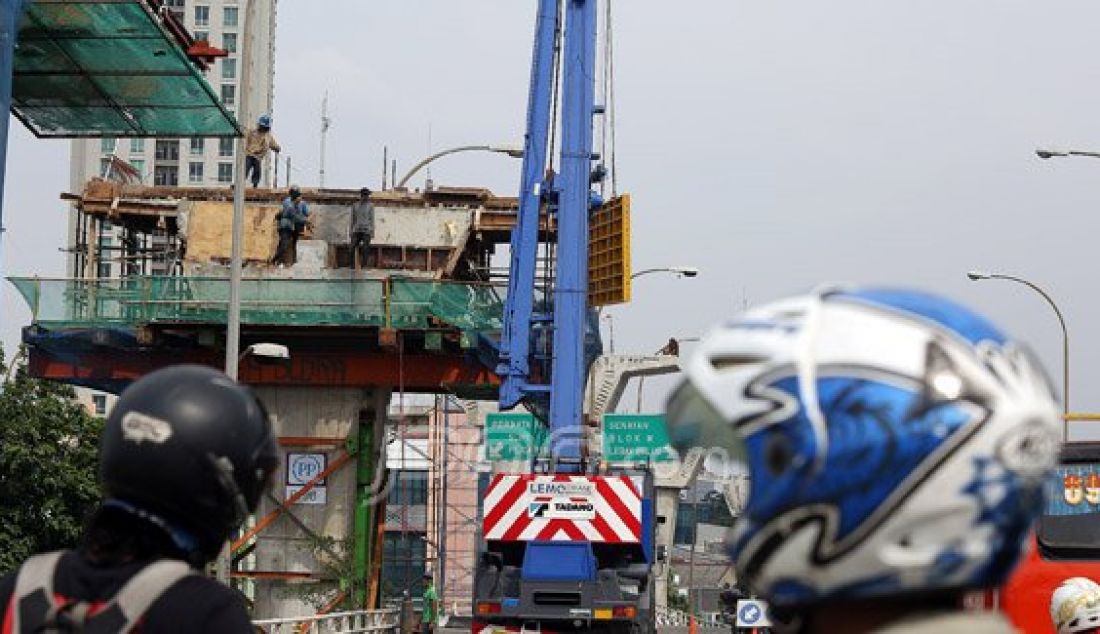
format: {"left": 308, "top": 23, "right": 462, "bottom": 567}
{"left": 734, "top": 369, "right": 987, "bottom": 576}
{"left": 120, "top": 411, "right": 174, "bottom": 444}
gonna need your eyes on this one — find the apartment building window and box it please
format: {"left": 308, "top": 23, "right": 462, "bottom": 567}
{"left": 382, "top": 532, "right": 427, "bottom": 599}
{"left": 387, "top": 471, "right": 428, "bottom": 506}
{"left": 154, "top": 140, "right": 179, "bottom": 162}
{"left": 129, "top": 138, "right": 144, "bottom": 154}
{"left": 223, "top": 7, "right": 238, "bottom": 27}
{"left": 130, "top": 160, "right": 145, "bottom": 182}
{"left": 100, "top": 137, "right": 115, "bottom": 154}
{"left": 194, "top": 5, "right": 209, "bottom": 27}
{"left": 189, "top": 137, "right": 205, "bottom": 155}
{"left": 222, "top": 32, "right": 237, "bottom": 53}
{"left": 92, "top": 394, "right": 107, "bottom": 416}
{"left": 217, "top": 163, "right": 233, "bottom": 183}
{"left": 154, "top": 165, "right": 179, "bottom": 186}
{"left": 221, "top": 58, "right": 236, "bottom": 81}
{"left": 188, "top": 162, "right": 204, "bottom": 184}
{"left": 163, "top": 0, "right": 183, "bottom": 21}
{"left": 220, "top": 84, "right": 235, "bottom": 106}
{"left": 219, "top": 137, "right": 234, "bottom": 158}
{"left": 99, "top": 158, "right": 112, "bottom": 178}
{"left": 193, "top": 30, "right": 208, "bottom": 43}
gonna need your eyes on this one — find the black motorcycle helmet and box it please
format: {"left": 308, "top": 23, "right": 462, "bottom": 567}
{"left": 98, "top": 365, "right": 278, "bottom": 562}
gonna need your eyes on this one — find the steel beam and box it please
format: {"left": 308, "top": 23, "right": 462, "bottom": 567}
{"left": 0, "top": 0, "right": 25, "bottom": 250}
{"left": 27, "top": 347, "right": 500, "bottom": 392}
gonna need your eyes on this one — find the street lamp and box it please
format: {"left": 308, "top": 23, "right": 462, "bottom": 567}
{"left": 631, "top": 266, "right": 699, "bottom": 280}
{"left": 216, "top": 341, "right": 290, "bottom": 583}
{"left": 239, "top": 342, "right": 290, "bottom": 364}
{"left": 396, "top": 144, "right": 524, "bottom": 189}
{"left": 1036, "top": 147, "right": 1100, "bottom": 160}
{"left": 966, "top": 270, "right": 1069, "bottom": 437}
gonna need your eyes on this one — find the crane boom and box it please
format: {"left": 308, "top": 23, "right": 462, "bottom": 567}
{"left": 497, "top": 0, "right": 558, "bottom": 412}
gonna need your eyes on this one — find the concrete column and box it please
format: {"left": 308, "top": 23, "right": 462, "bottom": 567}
{"left": 250, "top": 386, "right": 388, "bottom": 619}
{"left": 652, "top": 488, "right": 680, "bottom": 609}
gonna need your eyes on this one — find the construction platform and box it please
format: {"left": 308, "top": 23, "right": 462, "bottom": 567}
{"left": 9, "top": 181, "right": 557, "bottom": 394}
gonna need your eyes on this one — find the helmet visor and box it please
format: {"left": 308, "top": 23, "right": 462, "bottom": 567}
{"left": 665, "top": 379, "right": 747, "bottom": 470}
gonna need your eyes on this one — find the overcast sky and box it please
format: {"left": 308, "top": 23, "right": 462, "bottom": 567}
{"left": 6, "top": 1, "right": 1100, "bottom": 430}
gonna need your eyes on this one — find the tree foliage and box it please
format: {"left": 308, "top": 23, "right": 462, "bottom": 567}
{"left": 0, "top": 348, "right": 103, "bottom": 573}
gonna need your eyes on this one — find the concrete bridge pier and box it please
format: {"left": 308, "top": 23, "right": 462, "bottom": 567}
{"left": 247, "top": 386, "right": 392, "bottom": 619}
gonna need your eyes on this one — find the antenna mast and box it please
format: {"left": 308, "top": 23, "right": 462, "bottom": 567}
{"left": 319, "top": 92, "right": 331, "bottom": 187}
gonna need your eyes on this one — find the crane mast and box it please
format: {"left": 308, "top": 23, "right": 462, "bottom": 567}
{"left": 498, "top": 0, "right": 598, "bottom": 465}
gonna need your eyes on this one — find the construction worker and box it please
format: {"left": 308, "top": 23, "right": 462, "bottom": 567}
{"left": 1051, "top": 577, "right": 1100, "bottom": 633}
{"left": 245, "top": 113, "right": 281, "bottom": 188}
{"left": 421, "top": 571, "right": 438, "bottom": 634}
{"left": 0, "top": 365, "right": 278, "bottom": 633}
{"left": 273, "top": 185, "right": 309, "bottom": 267}
{"left": 665, "top": 287, "right": 1061, "bottom": 633}
{"left": 349, "top": 187, "right": 374, "bottom": 268}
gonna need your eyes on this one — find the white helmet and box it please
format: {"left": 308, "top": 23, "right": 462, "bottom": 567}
{"left": 665, "top": 287, "right": 1060, "bottom": 606}
{"left": 1052, "top": 577, "right": 1100, "bottom": 633}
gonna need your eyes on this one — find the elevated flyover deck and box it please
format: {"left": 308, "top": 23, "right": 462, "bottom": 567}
{"left": 10, "top": 275, "right": 510, "bottom": 394}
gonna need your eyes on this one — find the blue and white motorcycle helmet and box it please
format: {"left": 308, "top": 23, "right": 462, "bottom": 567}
{"left": 665, "top": 287, "right": 1061, "bottom": 606}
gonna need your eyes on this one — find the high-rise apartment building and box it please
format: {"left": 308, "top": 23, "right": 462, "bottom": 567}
{"left": 66, "top": 0, "right": 277, "bottom": 416}
{"left": 67, "top": 0, "right": 277, "bottom": 279}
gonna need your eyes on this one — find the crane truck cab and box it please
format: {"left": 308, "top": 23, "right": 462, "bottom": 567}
{"left": 472, "top": 469, "right": 656, "bottom": 634}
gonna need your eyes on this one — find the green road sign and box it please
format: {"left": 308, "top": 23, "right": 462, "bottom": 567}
{"left": 602, "top": 413, "right": 674, "bottom": 463}
{"left": 485, "top": 412, "right": 547, "bottom": 461}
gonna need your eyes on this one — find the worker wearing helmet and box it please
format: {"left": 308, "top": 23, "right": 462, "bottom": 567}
{"left": 665, "top": 287, "right": 1061, "bottom": 633}
{"left": 244, "top": 113, "right": 281, "bottom": 188}
{"left": 1052, "top": 577, "right": 1100, "bottom": 633}
{"left": 273, "top": 185, "right": 309, "bottom": 267}
{"left": 0, "top": 365, "right": 278, "bottom": 632}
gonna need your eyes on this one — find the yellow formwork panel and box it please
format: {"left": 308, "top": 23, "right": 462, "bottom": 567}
{"left": 588, "top": 194, "right": 632, "bottom": 307}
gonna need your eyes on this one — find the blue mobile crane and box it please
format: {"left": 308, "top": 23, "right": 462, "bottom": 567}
{"left": 475, "top": 1, "right": 657, "bottom": 632}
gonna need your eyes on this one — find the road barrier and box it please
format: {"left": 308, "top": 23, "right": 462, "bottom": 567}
{"left": 252, "top": 608, "right": 400, "bottom": 633}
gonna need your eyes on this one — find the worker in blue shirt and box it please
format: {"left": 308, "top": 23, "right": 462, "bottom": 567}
{"left": 273, "top": 185, "right": 309, "bottom": 267}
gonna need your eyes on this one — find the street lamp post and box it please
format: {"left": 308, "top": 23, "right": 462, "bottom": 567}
{"left": 631, "top": 266, "right": 699, "bottom": 280}
{"left": 599, "top": 266, "right": 698, "bottom": 357}
{"left": 1036, "top": 148, "right": 1100, "bottom": 160}
{"left": 967, "top": 271, "right": 1069, "bottom": 438}
{"left": 395, "top": 144, "right": 524, "bottom": 189}
{"left": 603, "top": 313, "right": 615, "bottom": 353}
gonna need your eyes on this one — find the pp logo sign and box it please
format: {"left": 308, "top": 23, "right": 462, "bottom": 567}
{"left": 736, "top": 599, "right": 771, "bottom": 627}
{"left": 286, "top": 452, "right": 328, "bottom": 506}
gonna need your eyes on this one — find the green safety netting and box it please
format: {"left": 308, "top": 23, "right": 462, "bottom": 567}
{"left": 389, "top": 278, "right": 504, "bottom": 332}
{"left": 7, "top": 277, "right": 506, "bottom": 332}
{"left": 11, "top": 1, "right": 240, "bottom": 137}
